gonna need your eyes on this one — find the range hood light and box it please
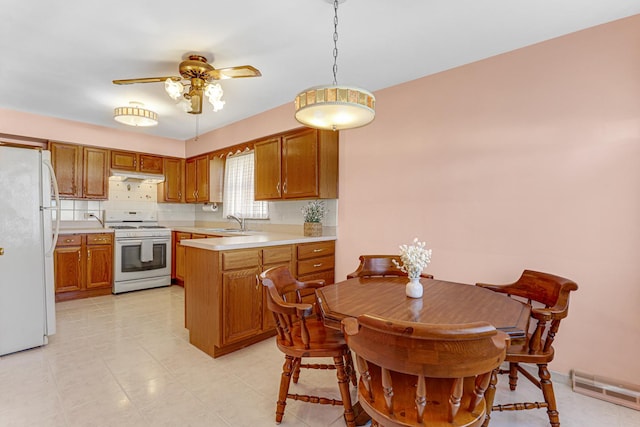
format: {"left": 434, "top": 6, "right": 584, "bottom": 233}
{"left": 109, "top": 170, "right": 165, "bottom": 184}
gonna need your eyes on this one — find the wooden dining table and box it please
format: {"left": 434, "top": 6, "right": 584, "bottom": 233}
{"left": 315, "top": 276, "right": 531, "bottom": 426}
{"left": 316, "top": 276, "right": 530, "bottom": 337}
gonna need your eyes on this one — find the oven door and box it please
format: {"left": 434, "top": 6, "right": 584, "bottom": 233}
{"left": 114, "top": 236, "right": 171, "bottom": 282}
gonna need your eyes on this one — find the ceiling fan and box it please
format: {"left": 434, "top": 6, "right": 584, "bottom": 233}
{"left": 113, "top": 54, "right": 261, "bottom": 115}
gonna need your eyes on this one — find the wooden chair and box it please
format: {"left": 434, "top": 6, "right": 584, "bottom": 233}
{"left": 476, "top": 270, "right": 578, "bottom": 427}
{"left": 259, "top": 266, "right": 356, "bottom": 426}
{"left": 342, "top": 314, "right": 509, "bottom": 427}
{"left": 347, "top": 255, "right": 434, "bottom": 279}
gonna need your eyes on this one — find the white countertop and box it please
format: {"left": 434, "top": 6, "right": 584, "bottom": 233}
{"left": 58, "top": 227, "right": 114, "bottom": 235}
{"left": 178, "top": 231, "right": 335, "bottom": 251}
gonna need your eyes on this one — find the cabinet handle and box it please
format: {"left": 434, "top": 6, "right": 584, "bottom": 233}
{"left": 312, "top": 249, "right": 323, "bottom": 253}
{"left": 276, "top": 182, "right": 280, "bottom": 194}
{"left": 283, "top": 181, "right": 287, "bottom": 194}
{"left": 87, "top": 249, "right": 91, "bottom": 260}
{"left": 313, "top": 263, "right": 322, "bottom": 268}
{"left": 134, "top": 159, "right": 137, "bottom": 168}
{"left": 140, "top": 159, "right": 144, "bottom": 168}
{"left": 78, "top": 252, "right": 81, "bottom": 262}
{"left": 178, "top": 191, "right": 182, "bottom": 199}
{"left": 0, "top": 247, "right": 4, "bottom": 256}
{"left": 65, "top": 238, "right": 73, "bottom": 243}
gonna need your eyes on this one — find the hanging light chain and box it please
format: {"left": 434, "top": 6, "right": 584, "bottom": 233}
{"left": 332, "top": 0, "right": 339, "bottom": 85}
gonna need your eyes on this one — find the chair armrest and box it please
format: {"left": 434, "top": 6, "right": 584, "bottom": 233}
{"left": 476, "top": 282, "right": 508, "bottom": 293}
{"left": 530, "top": 307, "right": 552, "bottom": 322}
{"left": 299, "top": 280, "right": 326, "bottom": 289}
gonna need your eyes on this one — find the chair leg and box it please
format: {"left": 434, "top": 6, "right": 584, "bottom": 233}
{"left": 481, "top": 369, "right": 498, "bottom": 427}
{"left": 292, "top": 357, "right": 302, "bottom": 384}
{"left": 334, "top": 355, "right": 356, "bottom": 427}
{"left": 508, "top": 362, "right": 519, "bottom": 391}
{"left": 344, "top": 350, "right": 357, "bottom": 387}
{"left": 276, "top": 355, "right": 295, "bottom": 423}
{"left": 538, "top": 364, "right": 560, "bottom": 427}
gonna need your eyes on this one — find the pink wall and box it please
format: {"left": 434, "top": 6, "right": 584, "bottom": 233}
{"left": 187, "top": 15, "right": 640, "bottom": 379}
{"left": 0, "top": 108, "right": 183, "bottom": 157}
{"left": 337, "top": 15, "right": 640, "bottom": 379}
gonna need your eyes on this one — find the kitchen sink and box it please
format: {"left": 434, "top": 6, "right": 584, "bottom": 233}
{"left": 200, "top": 228, "right": 246, "bottom": 233}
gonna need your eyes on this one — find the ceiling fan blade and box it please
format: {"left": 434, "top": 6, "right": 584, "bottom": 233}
{"left": 208, "top": 65, "right": 262, "bottom": 80}
{"left": 112, "top": 76, "right": 181, "bottom": 85}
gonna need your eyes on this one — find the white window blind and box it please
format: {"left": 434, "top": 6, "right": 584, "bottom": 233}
{"left": 222, "top": 151, "right": 268, "bottom": 219}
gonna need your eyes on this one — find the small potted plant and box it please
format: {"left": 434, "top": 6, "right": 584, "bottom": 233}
{"left": 301, "top": 200, "right": 325, "bottom": 237}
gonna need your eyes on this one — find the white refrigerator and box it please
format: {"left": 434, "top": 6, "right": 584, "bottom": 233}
{"left": 0, "top": 145, "right": 60, "bottom": 356}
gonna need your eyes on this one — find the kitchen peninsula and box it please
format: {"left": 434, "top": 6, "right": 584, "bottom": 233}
{"left": 181, "top": 231, "right": 336, "bottom": 358}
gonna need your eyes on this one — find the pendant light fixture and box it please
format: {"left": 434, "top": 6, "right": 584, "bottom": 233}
{"left": 294, "top": 0, "right": 375, "bottom": 131}
{"left": 113, "top": 101, "right": 158, "bottom": 127}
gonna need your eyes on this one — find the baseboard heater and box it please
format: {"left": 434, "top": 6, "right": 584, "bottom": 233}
{"left": 572, "top": 370, "right": 640, "bottom": 411}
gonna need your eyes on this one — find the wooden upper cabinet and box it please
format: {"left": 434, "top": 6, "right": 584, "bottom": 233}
{"left": 282, "top": 129, "right": 320, "bottom": 199}
{"left": 185, "top": 155, "right": 209, "bottom": 203}
{"left": 254, "top": 137, "right": 282, "bottom": 200}
{"left": 254, "top": 128, "right": 338, "bottom": 201}
{"left": 111, "top": 150, "right": 163, "bottom": 174}
{"left": 50, "top": 142, "right": 108, "bottom": 199}
{"left": 51, "top": 142, "right": 82, "bottom": 198}
{"left": 158, "top": 157, "right": 184, "bottom": 203}
{"left": 82, "top": 147, "right": 108, "bottom": 199}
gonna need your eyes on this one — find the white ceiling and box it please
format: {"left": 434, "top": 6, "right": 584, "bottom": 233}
{"left": 1, "top": 1, "right": 638, "bottom": 141}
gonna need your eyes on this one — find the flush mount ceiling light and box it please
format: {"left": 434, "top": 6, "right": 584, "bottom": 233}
{"left": 294, "top": 0, "right": 375, "bottom": 131}
{"left": 113, "top": 102, "right": 158, "bottom": 127}
{"left": 113, "top": 53, "right": 261, "bottom": 115}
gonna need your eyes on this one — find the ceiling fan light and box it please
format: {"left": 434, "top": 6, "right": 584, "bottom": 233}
{"left": 113, "top": 102, "right": 158, "bottom": 127}
{"left": 177, "top": 98, "right": 192, "bottom": 113}
{"left": 205, "top": 83, "right": 225, "bottom": 112}
{"left": 164, "top": 78, "right": 184, "bottom": 100}
{"left": 295, "top": 85, "right": 375, "bottom": 130}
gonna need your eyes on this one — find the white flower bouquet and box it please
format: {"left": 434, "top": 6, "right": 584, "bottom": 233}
{"left": 393, "top": 238, "right": 432, "bottom": 279}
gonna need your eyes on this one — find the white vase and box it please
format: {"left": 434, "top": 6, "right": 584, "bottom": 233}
{"left": 405, "top": 277, "right": 423, "bottom": 298}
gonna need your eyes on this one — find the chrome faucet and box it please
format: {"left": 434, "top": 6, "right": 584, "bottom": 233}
{"left": 227, "top": 214, "right": 246, "bottom": 231}
{"left": 89, "top": 213, "right": 105, "bottom": 228}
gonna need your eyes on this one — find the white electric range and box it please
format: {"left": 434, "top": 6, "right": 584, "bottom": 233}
{"left": 104, "top": 210, "right": 171, "bottom": 294}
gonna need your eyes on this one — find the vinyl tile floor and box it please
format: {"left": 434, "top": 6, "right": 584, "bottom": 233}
{"left": 1, "top": 285, "right": 638, "bottom": 426}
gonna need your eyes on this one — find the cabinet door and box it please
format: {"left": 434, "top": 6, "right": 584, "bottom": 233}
{"left": 50, "top": 142, "right": 82, "bottom": 198}
{"left": 159, "top": 158, "right": 184, "bottom": 202}
{"left": 221, "top": 267, "right": 262, "bottom": 345}
{"left": 86, "top": 244, "right": 112, "bottom": 289}
{"left": 185, "top": 158, "right": 197, "bottom": 202}
{"left": 54, "top": 246, "right": 83, "bottom": 292}
{"left": 282, "top": 129, "right": 319, "bottom": 199}
{"left": 110, "top": 150, "right": 137, "bottom": 171}
{"left": 195, "top": 155, "right": 209, "bottom": 202}
{"left": 254, "top": 137, "right": 282, "bottom": 200}
{"left": 175, "top": 232, "right": 191, "bottom": 282}
{"left": 139, "top": 154, "right": 163, "bottom": 174}
{"left": 83, "top": 147, "right": 108, "bottom": 199}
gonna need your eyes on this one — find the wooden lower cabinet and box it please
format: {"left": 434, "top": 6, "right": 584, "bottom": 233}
{"left": 185, "top": 244, "right": 298, "bottom": 358}
{"left": 54, "top": 233, "right": 113, "bottom": 301}
{"left": 296, "top": 240, "right": 336, "bottom": 284}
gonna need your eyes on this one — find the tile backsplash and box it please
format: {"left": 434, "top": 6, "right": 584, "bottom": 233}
{"left": 55, "top": 179, "right": 338, "bottom": 228}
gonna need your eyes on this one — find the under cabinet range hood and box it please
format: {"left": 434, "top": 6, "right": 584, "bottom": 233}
{"left": 109, "top": 170, "right": 165, "bottom": 183}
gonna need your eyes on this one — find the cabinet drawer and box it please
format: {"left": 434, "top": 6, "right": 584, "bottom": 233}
{"left": 297, "top": 255, "right": 335, "bottom": 276}
{"left": 221, "top": 249, "right": 261, "bottom": 270}
{"left": 86, "top": 233, "right": 112, "bottom": 245}
{"left": 263, "top": 246, "right": 292, "bottom": 265}
{"left": 57, "top": 234, "right": 82, "bottom": 246}
{"left": 297, "top": 241, "right": 335, "bottom": 260}
{"left": 176, "top": 232, "right": 191, "bottom": 242}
